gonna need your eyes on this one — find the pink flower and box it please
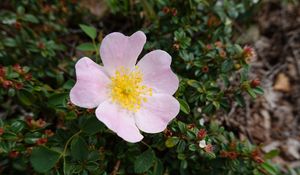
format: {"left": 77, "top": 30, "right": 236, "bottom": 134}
{"left": 70, "top": 31, "right": 180, "bottom": 143}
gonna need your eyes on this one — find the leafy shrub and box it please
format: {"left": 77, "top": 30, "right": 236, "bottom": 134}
{"left": 0, "top": 0, "right": 283, "bottom": 174}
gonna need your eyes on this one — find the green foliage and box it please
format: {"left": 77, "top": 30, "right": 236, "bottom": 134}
{"left": 0, "top": 0, "right": 286, "bottom": 174}
{"left": 30, "top": 146, "right": 61, "bottom": 173}
{"left": 70, "top": 136, "right": 89, "bottom": 161}
{"left": 76, "top": 43, "right": 96, "bottom": 51}
{"left": 178, "top": 98, "right": 190, "bottom": 114}
{"left": 134, "top": 149, "right": 155, "bottom": 173}
{"left": 79, "top": 24, "right": 97, "bottom": 40}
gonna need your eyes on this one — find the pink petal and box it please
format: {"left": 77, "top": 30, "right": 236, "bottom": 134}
{"left": 96, "top": 101, "right": 143, "bottom": 143}
{"left": 70, "top": 57, "right": 109, "bottom": 108}
{"left": 137, "top": 50, "right": 179, "bottom": 95}
{"left": 100, "top": 31, "right": 146, "bottom": 75}
{"left": 135, "top": 94, "right": 180, "bottom": 133}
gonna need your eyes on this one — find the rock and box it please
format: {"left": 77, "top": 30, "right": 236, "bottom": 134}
{"left": 273, "top": 73, "right": 291, "bottom": 92}
{"left": 283, "top": 139, "right": 300, "bottom": 160}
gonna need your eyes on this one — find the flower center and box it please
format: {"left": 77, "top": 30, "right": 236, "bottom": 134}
{"left": 109, "top": 66, "right": 152, "bottom": 112}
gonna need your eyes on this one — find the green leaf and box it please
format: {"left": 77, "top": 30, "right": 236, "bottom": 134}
{"left": 206, "top": 152, "right": 216, "bottom": 159}
{"left": 188, "top": 144, "right": 197, "bottom": 151}
{"left": 246, "top": 88, "right": 257, "bottom": 98}
{"left": 30, "top": 146, "right": 61, "bottom": 173}
{"left": 221, "top": 59, "right": 233, "bottom": 73}
{"left": 24, "top": 132, "right": 42, "bottom": 144}
{"left": 62, "top": 80, "right": 75, "bottom": 90}
{"left": 87, "top": 151, "right": 100, "bottom": 162}
{"left": 0, "top": 142, "right": 10, "bottom": 153}
{"left": 176, "top": 140, "right": 186, "bottom": 153}
{"left": 178, "top": 98, "right": 190, "bottom": 114}
{"left": 17, "top": 6, "right": 25, "bottom": 14}
{"left": 165, "top": 136, "right": 179, "bottom": 148}
{"left": 253, "top": 169, "right": 264, "bottom": 175}
{"left": 70, "top": 136, "right": 89, "bottom": 161}
{"left": 79, "top": 24, "right": 97, "bottom": 40}
{"left": 134, "top": 149, "right": 155, "bottom": 173}
{"left": 227, "top": 6, "right": 238, "bottom": 19}
{"left": 193, "top": 61, "right": 203, "bottom": 67}
{"left": 180, "top": 160, "right": 188, "bottom": 169}
{"left": 187, "top": 80, "right": 201, "bottom": 88}
{"left": 2, "top": 132, "right": 18, "bottom": 140}
{"left": 7, "top": 71, "right": 19, "bottom": 79}
{"left": 63, "top": 162, "right": 75, "bottom": 175}
{"left": 152, "top": 159, "right": 163, "bottom": 175}
{"left": 177, "top": 153, "right": 186, "bottom": 160}
{"left": 177, "top": 121, "right": 186, "bottom": 133}
{"left": 17, "top": 90, "right": 35, "bottom": 106}
{"left": 202, "top": 103, "right": 214, "bottom": 114}
{"left": 264, "top": 149, "right": 280, "bottom": 159}
{"left": 253, "top": 87, "right": 264, "bottom": 95}
{"left": 81, "top": 116, "right": 104, "bottom": 135}
{"left": 8, "top": 88, "right": 16, "bottom": 97}
{"left": 47, "top": 93, "right": 68, "bottom": 107}
{"left": 221, "top": 74, "right": 230, "bottom": 87}
{"left": 76, "top": 43, "right": 95, "bottom": 51}
{"left": 241, "top": 65, "right": 250, "bottom": 82}
{"left": 0, "top": 119, "right": 3, "bottom": 127}
{"left": 140, "top": 0, "right": 157, "bottom": 21}
{"left": 234, "top": 44, "right": 243, "bottom": 54}
{"left": 10, "top": 120, "right": 26, "bottom": 132}
{"left": 3, "top": 38, "right": 17, "bottom": 47}
{"left": 23, "top": 14, "right": 39, "bottom": 23}
{"left": 212, "top": 101, "right": 220, "bottom": 110}
{"left": 235, "top": 93, "right": 245, "bottom": 107}
{"left": 186, "top": 130, "right": 196, "bottom": 139}
{"left": 260, "top": 162, "right": 279, "bottom": 175}
{"left": 65, "top": 111, "right": 77, "bottom": 120}
{"left": 209, "top": 122, "right": 219, "bottom": 133}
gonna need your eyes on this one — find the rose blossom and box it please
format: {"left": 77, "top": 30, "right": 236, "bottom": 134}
{"left": 70, "top": 31, "right": 180, "bottom": 143}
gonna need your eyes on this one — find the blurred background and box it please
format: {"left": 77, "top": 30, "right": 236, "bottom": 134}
{"left": 221, "top": 0, "right": 300, "bottom": 170}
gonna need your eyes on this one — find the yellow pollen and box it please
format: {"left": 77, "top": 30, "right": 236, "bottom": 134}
{"left": 109, "top": 66, "right": 152, "bottom": 112}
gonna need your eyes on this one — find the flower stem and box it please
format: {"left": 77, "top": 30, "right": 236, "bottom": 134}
{"left": 61, "top": 130, "right": 82, "bottom": 174}
{"left": 92, "top": 39, "right": 100, "bottom": 63}
{"left": 141, "top": 141, "right": 151, "bottom": 149}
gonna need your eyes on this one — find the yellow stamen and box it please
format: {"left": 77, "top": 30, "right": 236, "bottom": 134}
{"left": 109, "top": 66, "right": 152, "bottom": 112}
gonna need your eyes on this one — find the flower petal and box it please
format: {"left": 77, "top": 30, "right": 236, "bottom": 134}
{"left": 96, "top": 101, "right": 143, "bottom": 143}
{"left": 137, "top": 50, "right": 179, "bottom": 95}
{"left": 199, "top": 140, "right": 207, "bottom": 148}
{"left": 100, "top": 31, "right": 146, "bottom": 75}
{"left": 70, "top": 57, "right": 109, "bottom": 108}
{"left": 135, "top": 94, "right": 180, "bottom": 133}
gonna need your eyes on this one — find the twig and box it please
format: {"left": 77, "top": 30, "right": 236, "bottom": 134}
{"left": 244, "top": 98, "right": 254, "bottom": 143}
{"left": 110, "top": 160, "right": 121, "bottom": 175}
{"left": 264, "top": 63, "right": 286, "bottom": 80}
